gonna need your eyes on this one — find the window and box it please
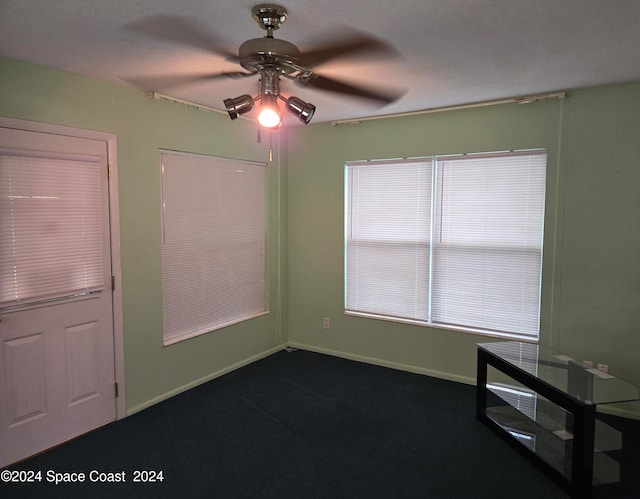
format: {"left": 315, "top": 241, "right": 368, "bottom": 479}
{"left": 345, "top": 150, "right": 546, "bottom": 340}
{"left": 160, "top": 150, "right": 267, "bottom": 345}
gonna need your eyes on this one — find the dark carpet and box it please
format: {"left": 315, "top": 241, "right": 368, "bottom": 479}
{"left": 2, "top": 349, "right": 639, "bottom": 498}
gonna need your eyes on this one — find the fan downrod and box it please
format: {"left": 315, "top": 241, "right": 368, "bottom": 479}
{"left": 252, "top": 4, "right": 288, "bottom": 32}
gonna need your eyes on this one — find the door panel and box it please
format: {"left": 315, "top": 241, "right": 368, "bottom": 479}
{"left": 66, "top": 320, "right": 101, "bottom": 405}
{"left": 4, "top": 332, "right": 47, "bottom": 426}
{"left": 0, "top": 126, "right": 116, "bottom": 468}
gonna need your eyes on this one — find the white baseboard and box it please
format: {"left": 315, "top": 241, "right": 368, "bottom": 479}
{"left": 597, "top": 403, "right": 640, "bottom": 421}
{"left": 126, "top": 341, "right": 640, "bottom": 422}
{"left": 286, "top": 341, "right": 476, "bottom": 386}
{"left": 127, "top": 344, "right": 286, "bottom": 416}
{"left": 287, "top": 342, "right": 640, "bottom": 421}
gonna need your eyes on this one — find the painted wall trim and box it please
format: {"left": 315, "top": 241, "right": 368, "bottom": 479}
{"left": 287, "top": 341, "right": 476, "bottom": 386}
{"left": 127, "top": 345, "right": 286, "bottom": 416}
{"left": 330, "top": 91, "right": 566, "bottom": 126}
{"left": 597, "top": 404, "right": 640, "bottom": 421}
{"left": 287, "top": 342, "right": 640, "bottom": 421}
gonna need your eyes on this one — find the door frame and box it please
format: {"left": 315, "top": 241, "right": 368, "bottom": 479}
{"left": 1, "top": 116, "right": 126, "bottom": 420}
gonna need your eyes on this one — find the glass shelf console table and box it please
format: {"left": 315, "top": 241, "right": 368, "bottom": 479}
{"left": 476, "top": 341, "right": 640, "bottom": 499}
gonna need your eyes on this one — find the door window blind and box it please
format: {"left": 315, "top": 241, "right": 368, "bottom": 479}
{"left": 0, "top": 151, "right": 105, "bottom": 309}
{"left": 160, "top": 150, "right": 266, "bottom": 345}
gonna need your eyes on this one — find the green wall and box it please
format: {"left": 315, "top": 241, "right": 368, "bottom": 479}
{"left": 0, "top": 56, "right": 288, "bottom": 413}
{"left": 555, "top": 84, "right": 640, "bottom": 399}
{"left": 287, "top": 84, "right": 640, "bottom": 417}
{"left": 2, "top": 55, "right": 639, "bottom": 419}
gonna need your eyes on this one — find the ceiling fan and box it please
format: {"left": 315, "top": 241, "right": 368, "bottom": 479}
{"left": 124, "top": 4, "right": 403, "bottom": 128}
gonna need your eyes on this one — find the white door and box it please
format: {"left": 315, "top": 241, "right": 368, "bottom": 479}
{"left": 0, "top": 126, "right": 116, "bottom": 467}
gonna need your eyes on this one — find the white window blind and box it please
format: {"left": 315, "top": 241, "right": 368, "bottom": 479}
{"left": 0, "top": 150, "right": 105, "bottom": 309}
{"left": 432, "top": 152, "right": 546, "bottom": 336}
{"left": 345, "top": 150, "right": 546, "bottom": 340}
{"left": 160, "top": 150, "right": 266, "bottom": 345}
{"left": 345, "top": 160, "right": 432, "bottom": 321}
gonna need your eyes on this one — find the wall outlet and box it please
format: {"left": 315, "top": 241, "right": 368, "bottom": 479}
{"left": 597, "top": 363, "right": 609, "bottom": 373}
{"left": 323, "top": 317, "right": 330, "bottom": 329}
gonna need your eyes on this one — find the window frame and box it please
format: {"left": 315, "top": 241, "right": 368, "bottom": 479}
{"left": 160, "top": 149, "right": 268, "bottom": 346}
{"left": 344, "top": 149, "right": 547, "bottom": 341}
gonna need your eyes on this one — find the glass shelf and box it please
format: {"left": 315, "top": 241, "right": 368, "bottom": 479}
{"left": 478, "top": 341, "right": 640, "bottom": 405}
{"left": 486, "top": 372, "right": 622, "bottom": 486}
{"left": 476, "top": 341, "right": 640, "bottom": 498}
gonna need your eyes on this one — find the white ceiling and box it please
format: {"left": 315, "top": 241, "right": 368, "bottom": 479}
{"left": 2, "top": 0, "right": 640, "bottom": 125}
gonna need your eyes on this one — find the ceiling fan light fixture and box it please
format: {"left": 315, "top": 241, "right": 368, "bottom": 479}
{"left": 224, "top": 94, "right": 255, "bottom": 120}
{"left": 128, "top": 6, "right": 404, "bottom": 132}
{"left": 285, "top": 96, "right": 316, "bottom": 124}
{"left": 257, "top": 93, "right": 282, "bottom": 129}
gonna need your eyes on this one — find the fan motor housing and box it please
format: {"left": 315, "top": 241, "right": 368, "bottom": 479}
{"left": 239, "top": 37, "right": 301, "bottom": 73}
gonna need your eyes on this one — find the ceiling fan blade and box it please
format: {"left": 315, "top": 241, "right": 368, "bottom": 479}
{"left": 121, "top": 71, "right": 254, "bottom": 91}
{"left": 122, "top": 15, "right": 238, "bottom": 60}
{"left": 297, "top": 74, "right": 404, "bottom": 104}
{"left": 297, "top": 31, "right": 399, "bottom": 67}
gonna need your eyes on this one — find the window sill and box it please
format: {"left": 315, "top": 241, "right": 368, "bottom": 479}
{"left": 344, "top": 310, "right": 539, "bottom": 342}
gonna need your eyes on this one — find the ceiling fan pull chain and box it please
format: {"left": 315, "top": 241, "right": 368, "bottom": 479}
{"left": 269, "top": 131, "right": 274, "bottom": 162}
